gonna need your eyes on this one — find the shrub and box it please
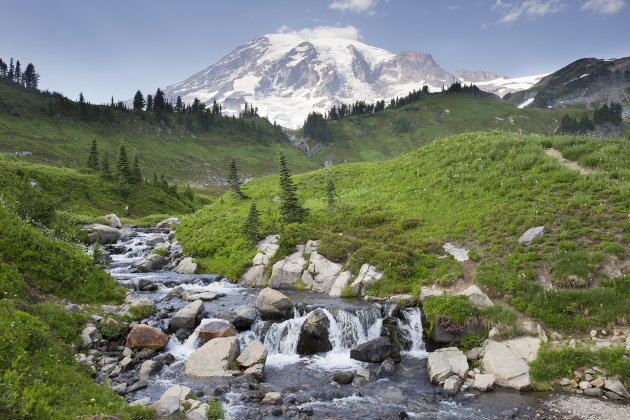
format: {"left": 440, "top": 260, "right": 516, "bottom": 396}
{"left": 205, "top": 397, "right": 225, "bottom": 420}
{"left": 340, "top": 285, "right": 356, "bottom": 298}
{"left": 152, "top": 247, "right": 168, "bottom": 256}
{"left": 99, "top": 322, "right": 124, "bottom": 341}
{"left": 460, "top": 333, "right": 482, "bottom": 350}
{"left": 129, "top": 304, "right": 156, "bottom": 320}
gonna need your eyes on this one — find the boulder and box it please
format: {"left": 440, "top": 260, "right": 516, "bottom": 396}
{"left": 261, "top": 391, "right": 282, "bottom": 405}
{"left": 419, "top": 285, "right": 446, "bottom": 302}
{"left": 125, "top": 324, "right": 170, "bottom": 350}
{"left": 198, "top": 321, "right": 236, "bottom": 342}
{"left": 382, "top": 386, "right": 405, "bottom": 404}
{"left": 218, "top": 305, "right": 257, "bottom": 331}
{"left": 427, "top": 347, "right": 469, "bottom": 385}
{"left": 350, "top": 264, "right": 384, "bottom": 296}
{"left": 240, "top": 235, "right": 279, "bottom": 287}
{"left": 503, "top": 336, "right": 541, "bottom": 362}
{"left": 175, "top": 257, "right": 197, "bottom": 274}
{"left": 255, "top": 288, "right": 293, "bottom": 320}
{"left": 389, "top": 294, "right": 415, "bottom": 305}
{"left": 444, "top": 376, "right": 462, "bottom": 395}
{"left": 184, "top": 337, "right": 240, "bottom": 379}
{"left": 301, "top": 252, "right": 343, "bottom": 293}
{"left": 243, "top": 363, "right": 264, "bottom": 381}
{"left": 480, "top": 340, "right": 531, "bottom": 390}
{"left": 457, "top": 285, "right": 493, "bottom": 308}
{"left": 168, "top": 300, "right": 203, "bottom": 332}
{"left": 584, "top": 387, "right": 603, "bottom": 397}
{"left": 328, "top": 271, "right": 354, "bottom": 297}
{"left": 443, "top": 243, "right": 469, "bottom": 262}
{"left": 181, "top": 290, "right": 224, "bottom": 302}
{"left": 350, "top": 336, "right": 393, "bottom": 363}
{"left": 518, "top": 226, "right": 545, "bottom": 244}
{"left": 473, "top": 374, "right": 495, "bottom": 392}
{"left": 377, "top": 357, "right": 397, "bottom": 378}
{"left": 268, "top": 251, "right": 307, "bottom": 289}
{"left": 83, "top": 224, "right": 119, "bottom": 244}
{"left": 150, "top": 385, "right": 192, "bottom": 417}
{"left": 604, "top": 379, "right": 630, "bottom": 398}
{"left": 156, "top": 217, "right": 181, "bottom": 229}
{"left": 133, "top": 254, "right": 168, "bottom": 272}
{"left": 333, "top": 371, "right": 354, "bottom": 385}
{"left": 297, "top": 309, "right": 332, "bottom": 355}
{"left": 138, "top": 360, "right": 161, "bottom": 380}
{"left": 104, "top": 214, "right": 122, "bottom": 229}
{"left": 236, "top": 340, "right": 268, "bottom": 369}
{"left": 146, "top": 235, "right": 165, "bottom": 247}
{"left": 304, "top": 239, "right": 320, "bottom": 253}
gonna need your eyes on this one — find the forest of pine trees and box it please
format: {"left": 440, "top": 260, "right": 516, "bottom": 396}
{"left": 0, "top": 57, "right": 39, "bottom": 89}
{"left": 559, "top": 102, "right": 623, "bottom": 134}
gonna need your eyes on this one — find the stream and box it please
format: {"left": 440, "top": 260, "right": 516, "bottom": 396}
{"left": 106, "top": 229, "right": 550, "bottom": 419}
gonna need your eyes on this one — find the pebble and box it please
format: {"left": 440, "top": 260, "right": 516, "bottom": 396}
{"left": 544, "top": 394, "right": 630, "bottom": 420}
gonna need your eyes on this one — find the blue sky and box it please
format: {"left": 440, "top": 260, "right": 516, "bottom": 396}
{"left": 1, "top": 0, "right": 628, "bottom": 103}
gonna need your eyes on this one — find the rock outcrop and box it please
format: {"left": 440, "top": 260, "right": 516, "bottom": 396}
{"left": 427, "top": 347, "right": 469, "bottom": 385}
{"left": 268, "top": 251, "right": 307, "bottom": 289}
{"left": 240, "top": 235, "right": 279, "bottom": 286}
{"left": 350, "top": 264, "right": 384, "bottom": 296}
{"left": 301, "top": 252, "right": 343, "bottom": 293}
{"left": 184, "top": 337, "right": 240, "bottom": 379}
{"left": 457, "top": 285, "right": 493, "bottom": 308}
{"left": 480, "top": 337, "right": 541, "bottom": 390}
{"left": 297, "top": 309, "right": 332, "bottom": 355}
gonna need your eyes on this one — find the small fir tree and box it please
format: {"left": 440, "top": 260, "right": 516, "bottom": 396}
{"left": 326, "top": 178, "right": 337, "bottom": 216}
{"left": 87, "top": 139, "right": 99, "bottom": 170}
{"left": 131, "top": 153, "right": 142, "bottom": 184}
{"left": 227, "top": 158, "right": 246, "bottom": 198}
{"left": 133, "top": 90, "right": 145, "bottom": 110}
{"left": 100, "top": 151, "right": 112, "bottom": 180}
{"left": 277, "top": 151, "right": 307, "bottom": 223}
{"left": 242, "top": 201, "right": 261, "bottom": 244}
{"left": 116, "top": 143, "right": 132, "bottom": 183}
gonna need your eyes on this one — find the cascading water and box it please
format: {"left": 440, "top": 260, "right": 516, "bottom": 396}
{"left": 397, "top": 307, "right": 428, "bottom": 357}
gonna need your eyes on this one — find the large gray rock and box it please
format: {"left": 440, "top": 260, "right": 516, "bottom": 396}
{"left": 168, "top": 300, "right": 203, "bottom": 332}
{"left": 473, "top": 373, "right": 496, "bottom": 391}
{"left": 301, "top": 252, "right": 343, "bottom": 293}
{"left": 350, "top": 264, "right": 384, "bottom": 296}
{"left": 149, "top": 385, "right": 192, "bottom": 417}
{"left": 83, "top": 224, "right": 119, "bottom": 244}
{"left": 268, "top": 251, "right": 307, "bottom": 289}
{"left": 175, "top": 257, "right": 197, "bottom": 274}
{"left": 297, "top": 309, "right": 332, "bottom": 355}
{"left": 480, "top": 340, "right": 532, "bottom": 390}
{"left": 350, "top": 337, "right": 393, "bottom": 363}
{"left": 427, "top": 347, "right": 469, "bottom": 385}
{"left": 218, "top": 305, "right": 257, "bottom": 331}
{"left": 104, "top": 214, "right": 122, "bottom": 229}
{"left": 198, "top": 321, "right": 236, "bottom": 342}
{"left": 156, "top": 217, "right": 181, "bottom": 229}
{"left": 604, "top": 379, "right": 630, "bottom": 398}
{"left": 133, "top": 254, "right": 169, "bottom": 272}
{"left": 419, "top": 285, "right": 446, "bottom": 302}
{"left": 444, "top": 376, "right": 462, "bottom": 395}
{"left": 503, "top": 336, "right": 541, "bottom": 362}
{"left": 518, "top": 226, "right": 545, "bottom": 244}
{"left": 181, "top": 290, "right": 223, "bottom": 302}
{"left": 146, "top": 235, "right": 166, "bottom": 247}
{"left": 328, "top": 271, "right": 353, "bottom": 297}
{"left": 138, "top": 360, "right": 161, "bottom": 380}
{"left": 240, "top": 235, "right": 279, "bottom": 286}
{"left": 184, "top": 337, "right": 240, "bottom": 379}
{"left": 443, "top": 243, "right": 469, "bottom": 262}
{"left": 255, "top": 288, "right": 293, "bottom": 320}
{"left": 236, "top": 340, "right": 267, "bottom": 369}
{"left": 457, "top": 285, "right": 493, "bottom": 308}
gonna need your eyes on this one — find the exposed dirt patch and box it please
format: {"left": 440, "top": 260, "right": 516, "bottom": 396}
{"left": 545, "top": 148, "right": 595, "bottom": 175}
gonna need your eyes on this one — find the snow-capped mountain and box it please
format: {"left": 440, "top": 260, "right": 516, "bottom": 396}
{"left": 164, "top": 34, "right": 458, "bottom": 128}
{"left": 164, "top": 33, "right": 541, "bottom": 128}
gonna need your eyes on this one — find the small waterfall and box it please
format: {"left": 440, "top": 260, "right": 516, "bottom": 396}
{"left": 397, "top": 307, "right": 427, "bottom": 357}
{"left": 263, "top": 310, "right": 309, "bottom": 365}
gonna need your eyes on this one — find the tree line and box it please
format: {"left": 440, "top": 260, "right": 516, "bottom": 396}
{"left": 559, "top": 102, "right": 623, "bottom": 135}
{"left": 0, "top": 57, "right": 40, "bottom": 89}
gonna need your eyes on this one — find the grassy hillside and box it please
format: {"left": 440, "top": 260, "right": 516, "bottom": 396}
{"left": 298, "top": 93, "right": 585, "bottom": 166}
{"left": 179, "top": 131, "right": 630, "bottom": 335}
{"left": 0, "top": 82, "right": 319, "bottom": 186}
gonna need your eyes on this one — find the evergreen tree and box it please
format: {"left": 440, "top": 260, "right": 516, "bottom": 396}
{"left": 560, "top": 114, "right": 578, "bottom": 134}
{"left": 154, "top": 88, "right": 166, "bottom": 113}
{"left": 0, "top": 58, "right": 6, "bottom": 78}
{"left": 100, "top": 151, "right": 112, "bottom": 180}
{"left": 131, "top": 153, "right": 142, "bottom": 184}
{"left": 277, "top": 151, "right": 307, "bottom": 223}
{"left": 146, "top": 94, "right": 153, "bottom": 111}
{"left": 22, "top": 63, "right": 39, "bottom": 88}
{"left": 578, "top": 114, "right": 594, "bottom": 133}
{"left": 227, "top": 158, "right": 247, "bottom": 198}
{"left": 7, "top": 58, "right": 14, "bottom": 81}
{"left": 133, "top": 90, "right": 145, "bottom": 110}
{"left": 175, "top": 96, "right": 183, "bottom": 112}
{"left": 79, "top": 92, "right": 87, "bottom": 117}
{"left": 241, "top": 201, "right": 261, "bottom": 244}
{"left": 610, "top": 102, "right": 623, "bottom": 126}
{"left": 87, "top": 139, "right": 99, "bottom": 170}
{"left": 14, "top": 60, "right": 21, "bottom": 84}
{"left": 116, "top": 143, "right": 132, "bottom": 183}
{"left": 326, "top": 178, "right": 337, "bottom": 216}
{"left": 183, "top": 183, "right": 194, "bottom": 201}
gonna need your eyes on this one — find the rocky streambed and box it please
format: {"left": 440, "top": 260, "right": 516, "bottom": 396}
{"left": 75, "top": 224, "right": 575, "bottom": 419}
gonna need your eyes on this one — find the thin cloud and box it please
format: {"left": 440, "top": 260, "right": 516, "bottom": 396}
{"left": 329, "top": 0, "right": 378, "bottom": 14}
{"left": 277, "top": 25, "right": 362, "bottom": 40}
{"left": 492, "top": 0, "right": 565, "bottom": 23}
{"left": 580, "top": 0, "right": 625, "bottom": 14}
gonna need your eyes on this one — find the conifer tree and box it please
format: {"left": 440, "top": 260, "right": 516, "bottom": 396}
{"left": 277, "top": 151, "right": 307, "bottom": 223}
{"left": 0, "top": 58, "right": 6, "bottom": 78}
{"left": 154, "top": 88, "right": 165, "bottom": 113}
{"left": 14, "top": 60, "right": 21, "bottom": 84}
{"left": 100, "top": 151, "right": 112, "bottom": 180}
{"left": 7, "top": 58, "right": 14, "bottom": 81}
{"left": 227, "top": 158, "right": 247, "bottom": 199}
{"left": 133, "top": 90, "right": 145, "bottom": 110}
{"left": 152, "top": 171, "right": 159, "bottom": 186}
{"left": 146, "top": 94, "right": 153, "bottom": 112}
{"left": 116, "top": 143, "right": 132, "bottom": 183}
{"left": 131, "top": 153, "right": 142, "bottom": 184}
{"left": 175, "top": 96, "right": 183, "bottom": 113}
{"left": 87, "top": 139, "right": 99, "bottom": 170}
{"left": 242, "top": 201, "right": 261, "bottom": 243}
{"left": 183, "top": 183, "right": 194, "bottom": 201}
{"left": 326, "top": 178, "right": 337, "bottom": 216}
{"left": 79, "top": 92, "right": 87, "bottom": 117}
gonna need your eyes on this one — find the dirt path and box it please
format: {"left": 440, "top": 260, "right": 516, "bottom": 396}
{"left": 545, "top": 148, "right": 595, "bottom": 175}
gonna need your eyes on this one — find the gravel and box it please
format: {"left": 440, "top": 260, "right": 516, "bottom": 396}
{"left": 544, "top": 394, "right": 630, "bottom": 420}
